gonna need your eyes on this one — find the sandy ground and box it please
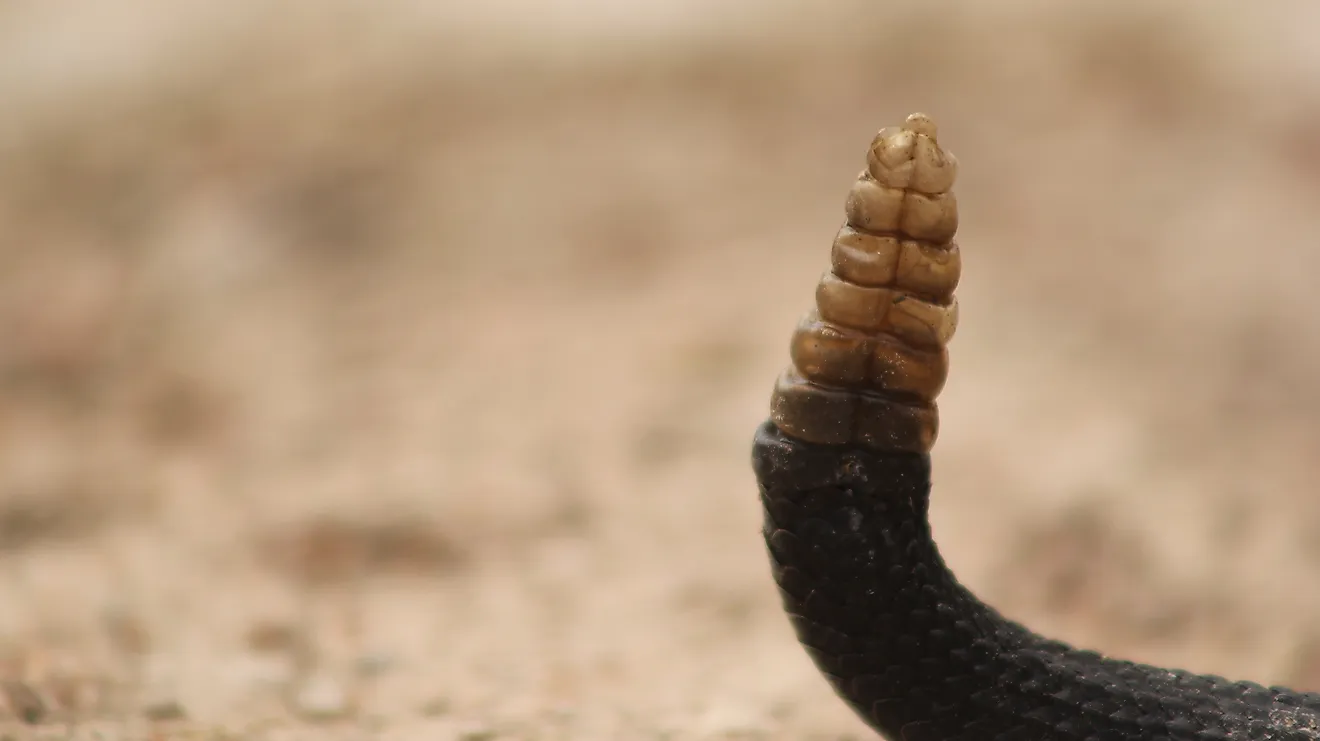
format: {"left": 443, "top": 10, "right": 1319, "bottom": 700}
{"left": 3, "top": 1, "right": 1320, "bottom": 738}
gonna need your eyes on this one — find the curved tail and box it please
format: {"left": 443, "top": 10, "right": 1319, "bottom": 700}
{"left": 752, "top": 114, "right": 1320, "bottom": 741}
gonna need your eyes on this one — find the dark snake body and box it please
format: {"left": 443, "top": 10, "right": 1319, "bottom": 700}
{"left": 752, "top": 420, "right": 1320, "bottom": 741}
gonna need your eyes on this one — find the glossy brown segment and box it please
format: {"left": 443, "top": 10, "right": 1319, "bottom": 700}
{"left": 831, "top": 226, "right": 903, "bottom": 287}
{"left": 789, "top": 311, "right": 875, "bottom": 387}
{"left": 831, "top": 226, "right": 961, "bottom": 300}
{"left": 866, "top": 113, "right": 958, "bottom": 195}
{"left": 843, "top": 179, "right": 958, "bottom": 244}
{"left": 887, "top": 293, "right": 958, "bottom": 349}
{"left": 768, "top": 369, "right": 938, "bottom": 454}
{"left": 853, "top": 394, "right": 938, "bottom": 453}
{"left": 769, "top": 369, "right": 855, "bottom": 446}
{"left": 868, "top": 334, "right": 949, "bottom": 400}
{"left": 896, "top": 240, "right": 961, "bottom": 299}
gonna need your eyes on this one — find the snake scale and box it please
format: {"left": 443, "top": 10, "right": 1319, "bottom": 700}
{"left": 750, "top": 114, "right": 1320, "bottom": 741}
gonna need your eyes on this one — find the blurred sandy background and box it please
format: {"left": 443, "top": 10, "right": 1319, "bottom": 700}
{"left": 3, "top": 1, "right": 1320, "bottom": 738}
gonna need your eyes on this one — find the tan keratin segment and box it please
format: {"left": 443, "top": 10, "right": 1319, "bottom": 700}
{"left": 770, "top": 113, "right": 961, "bottom": 453}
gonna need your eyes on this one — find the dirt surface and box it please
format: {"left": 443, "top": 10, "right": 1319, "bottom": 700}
{"left": 4, "top": 2, "right": 1320, "bottom": 738}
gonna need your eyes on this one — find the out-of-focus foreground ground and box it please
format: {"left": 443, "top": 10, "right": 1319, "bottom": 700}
{"left": 4, "top": 1, "right": 1320, "bottom": 738}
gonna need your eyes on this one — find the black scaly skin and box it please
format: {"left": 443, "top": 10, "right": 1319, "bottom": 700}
{"left": 753, "top": 420, "right": 1320, "bottom": 741}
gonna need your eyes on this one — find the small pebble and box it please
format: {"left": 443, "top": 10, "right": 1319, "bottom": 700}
{"left": 695, "top": 703, "right": 771, "bottom": 739}
{"left": 292, "top": 674, "right": 352, "bottom": 721}
{"left": 246, "top": 621, "right": 300, "bottom": 653}
{"left": 0, "top": 681, "right": 46, "bottom": 725}
{"left": 418, "top": 696, "right": 451, "bottom": 717}
{"left": 354, "top": 652, "right": 395, "bottom": 677}
{"left": 142, "top": 698, "right": 187, "bottom": 721}
{"left": 455, "top": 722, "right": 499, "bottom": 741}
{"left": 102, "top": 608, "right": 152, "bottom": 656}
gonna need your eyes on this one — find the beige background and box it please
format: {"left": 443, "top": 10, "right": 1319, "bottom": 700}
{"left": 2, "top": 1, "right": 1320, "bottom": 738}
